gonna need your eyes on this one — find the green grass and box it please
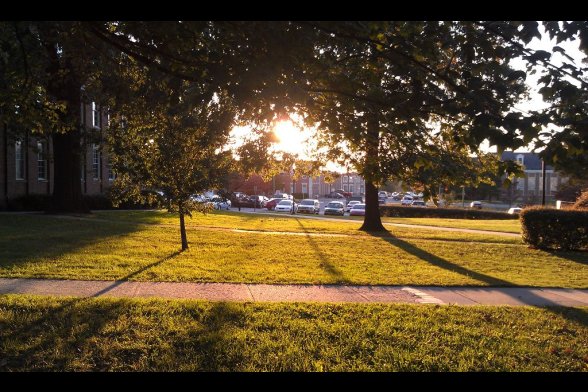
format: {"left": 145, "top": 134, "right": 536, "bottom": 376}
{"left": 0, "top": 295, "right": 586, "bottom": 371}
{"left": 1, "top": 211, "right": 587, "bottom": 287}
{"left": 380, "top": 217, "right": 522, "bottom": 233}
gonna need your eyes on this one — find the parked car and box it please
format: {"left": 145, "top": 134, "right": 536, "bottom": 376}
{"left": 410, "top": 200, "right": 427, "bottom": 207}
{"left": 401, "top": 196, "right": 413, "bottom": 206}
{"left": 335, "top": 189, "right": 352, "bottom": 198}
{"left": 470, "top": 201, "right": 482, "bottom": 209}
{"left": 348, "top": 196, "right": 365, "bottom": 203}
{"left": 273, "top": 192, "right": 293, "bottom": 200}
{"left": 507, "top": 207, "right": 522, "bottom": 214}
{"left": 211, "top": 197, "right": 231, "bottom": 210}
{"left": 346, "top": 200, "right": 361, "bottom": 212}
{"left": 265, "top": 198, "right": 283, "bottom": 211}
{"left": 275, "top": 199, "right": 298, "bottom": 213}
{"left": 327, "top": 191, "right": 345, "bottom": 199}
{"left": 349, "top": 203, "right": 366, "bottom": 216}
{"left": 324, "top": 201, "right": 345, "bottom": 216}
{"left": 249, "top": 195, "right": 267, "bottom": 208}
{"left": 378, "top": 191, "right": 388, "bottom": 198}
{"left": 297, "top": 199, "right": 320, "bottom": 214}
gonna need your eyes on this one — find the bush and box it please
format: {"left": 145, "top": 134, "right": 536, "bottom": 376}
{"left": 6, "top": 194, "right": 52, "bottom": 211}
{"left": 573, "top": 189, "right": 588, "bottom": 210}
{"left": 379, "top": 205, "right": 518, "bottom": 220}
{"left": 521, "top": 206, "right": 588, "bottom": 251}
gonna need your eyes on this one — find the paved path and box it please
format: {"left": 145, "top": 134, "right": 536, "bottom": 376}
{"left": 1, "top": 278, "right": 587, "bottom": 306}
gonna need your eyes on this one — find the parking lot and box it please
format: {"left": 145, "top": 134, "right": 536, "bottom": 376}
{"left": 230, "top": 197, "right": 410, "bottom": 216}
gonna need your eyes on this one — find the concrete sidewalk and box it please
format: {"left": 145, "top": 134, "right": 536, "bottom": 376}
{"left": 1, "top": 278, "right": 587, "bottom": 307}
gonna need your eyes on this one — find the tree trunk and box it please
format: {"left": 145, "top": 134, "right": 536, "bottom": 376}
{"left": 359, "top": 114, "right": 386, "bottom": 232}
{"left": 179, "top": 210, "right": 189, "bottom": 251}
{"left": 42, "top": 31, "right": 88, "bottom": 214}
{"left": 359, "top": 181, "right": 386, "bottom": 232}
{"left": 50, "top": 129, "right": 87, "bottom": 213}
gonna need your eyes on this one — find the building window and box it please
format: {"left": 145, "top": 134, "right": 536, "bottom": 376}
{"left": 343, "top": 184, "right": 348, "bottom": 192}
{"left": 15, "top": 140, "right": 25, "bottom": 180}
{"left": 37, "top": 141, "right": 47, "bottom": 180}
{"left": 302, "top": 183, "right": 307, "bottom": 195}
{"left": 349, "top": 184, "right": 354, "bottom": 193}
{"left": 92, "top": 144, "right": 101, "bottom": 180}
{"left": 92, "top": 102, "right": 100, "bottom": 128}
{"left": 516, "top": 154, "right": 524, "bottom": 166}
{"left": 108, "top": 162, "right": 116, "bottom": 181}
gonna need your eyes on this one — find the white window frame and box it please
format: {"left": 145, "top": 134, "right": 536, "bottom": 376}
{"left": 107, "top": 162, "right": 116, "bottom": 181}
{"left": 15, "top": 140, "right": 25, "bottom": 180}
{"left": 37, "top": 141, "right": 47, "bottom": 181}
{"left": 92, "top": 144, "right": 101, "bottom": 180}
{"left": 92, "top": 102, "right": 100, "bottom": 128}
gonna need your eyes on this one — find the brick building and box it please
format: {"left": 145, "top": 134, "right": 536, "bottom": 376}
{"left": 227, "top": 171, "right": 366, "bottom": 198}
{"left": 1, "top": 101, "right": 113, "bottom": 209}
{"left": 501, "top": 151, "right": 568, "bottom": 204}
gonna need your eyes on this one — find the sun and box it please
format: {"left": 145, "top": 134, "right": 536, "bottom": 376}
{"left": 272, "top": 120, "right": 307, "bottom": 155}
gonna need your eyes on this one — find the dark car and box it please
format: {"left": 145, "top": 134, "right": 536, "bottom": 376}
{"left": 335, "top": 189, "right": 352, "bottom": 198}
{"left": 324, "top": 201, "right": 345, "bottom": 216}
{"left": 327, "top": 191, "right": 345, "bottom": 199}
{"left": 249, "top": 195, "right": 267, "bottom": 208}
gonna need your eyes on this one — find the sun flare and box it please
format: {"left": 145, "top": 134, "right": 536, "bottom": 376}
{"left": 273, "top": 120, "right": 305, "bottom": 154}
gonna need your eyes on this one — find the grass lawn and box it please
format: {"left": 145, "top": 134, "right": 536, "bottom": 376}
{"left": 381, "top": 217, "right": 521, "bottom": 233}
{"left": 0, "top": 295, "right": 586, "bottom": 371}
{"left": 1, "top": 211, "right": 587, "bottom": 287}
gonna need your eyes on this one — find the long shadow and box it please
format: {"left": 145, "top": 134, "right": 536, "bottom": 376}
{"left": 0, "top": 212, "right": 144, "bottom": 272}
{"left": 0, "top": 295, "right": 128, "bottom": 371}
{"left": 546, "top": 249, "right": 588, "bottom": 266}
{"left": 295, "top": 218, "right": 349, "bottom": 283}
{"left": 92, "top": 250, "right": 182, "bottom": 297}
{"left": 368, "top": 231, "right": 588, "bottom": 327}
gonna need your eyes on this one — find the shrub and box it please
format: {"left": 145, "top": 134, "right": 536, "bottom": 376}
{"left": 379, "top": 205, "right": 518, "bottom": 220}
{"left": 521, "top": 206, "right": 588, "bottom": 251}
{"left": 573, "top": 189, "right": 588, "bottom": 210}
{"left": 6, "top": 194, "right": 52, "bottom": 211}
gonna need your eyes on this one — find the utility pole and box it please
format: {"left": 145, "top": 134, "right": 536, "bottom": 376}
{"left": 541, "top": 159, "right": 546, "bottom": 206}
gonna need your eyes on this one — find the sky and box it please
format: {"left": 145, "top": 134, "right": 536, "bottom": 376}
{"left": 230, "top": 24, "right": 586, "bottom": 172}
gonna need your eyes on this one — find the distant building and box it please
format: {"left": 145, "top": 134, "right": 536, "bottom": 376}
{"left": 227, "top": 171, "right": 366, "bottom": 198}
{"left": 1, "top": 101, "right": 113, "bottom": 209}
{"left": 501, "top": 151, "right": 568, "bottom": 204}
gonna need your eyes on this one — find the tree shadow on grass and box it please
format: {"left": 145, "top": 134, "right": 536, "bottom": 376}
{"left": 0, "top": 213, "right": 145, "bottom": 272}
{"left": 367, "top": 230, "right": 588, "bottom": 328}
{"left": 0, "top": 249, "right": 183, "bottom": 371}
{"left": 92, "top": 250, "right": 183, "bottom": 297}
{"left": 545, "top": 249, "right": 588, "bottom": 266}
{"left": 295, "top": 218, "right": 350, "bottom": 284}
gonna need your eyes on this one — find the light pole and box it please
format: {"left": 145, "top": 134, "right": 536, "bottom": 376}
{"left": 541, "top": 159, "right": 546, "bottom": 206}
{"left": 461, "top": 185, "right": 465, "bottom": 208}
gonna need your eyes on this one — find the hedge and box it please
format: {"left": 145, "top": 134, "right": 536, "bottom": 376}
{"left": 5, "top": 194, "right": 153, "bottom": 211}
{"left": 521, "top": 206, "right": 588, "bottom": 251}
{"left": 379, "top": 205, "right": 518, "bottom": 220}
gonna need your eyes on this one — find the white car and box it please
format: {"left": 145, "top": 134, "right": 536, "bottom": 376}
{"left": 211, "top": 197, "right": 231, "bottom": 210}
{"left": 507, "top": 207, "right": 522, "bottom": 214}
{"left": 401, "top": 196, "right": 413, "bottom": 205}
{"left": 346, "top": 200, "right": 361, "bottom": 212}
{"left": 275, "top": 199, "right": 297, "bottom": 212}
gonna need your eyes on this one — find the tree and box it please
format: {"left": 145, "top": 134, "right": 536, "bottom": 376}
{"left": 290, "top": 22, "right": 528, "bottom": 230}
{"left": 107, "top": 69, "right": 234, "bottom": 250}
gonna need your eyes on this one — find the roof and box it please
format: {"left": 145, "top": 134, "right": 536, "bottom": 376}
{"left": 501, "top": 151, "right": 553, "bottom": 171}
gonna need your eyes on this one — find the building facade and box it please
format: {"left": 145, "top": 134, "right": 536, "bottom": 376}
{"left": 1, "top": 102, "right": 113, "bottom": 209}
{"left": 500, "top": 151, "right": 568, "bottom": 204}
{"left": 227, "top": 171, "right": 366, "bottom": 198}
